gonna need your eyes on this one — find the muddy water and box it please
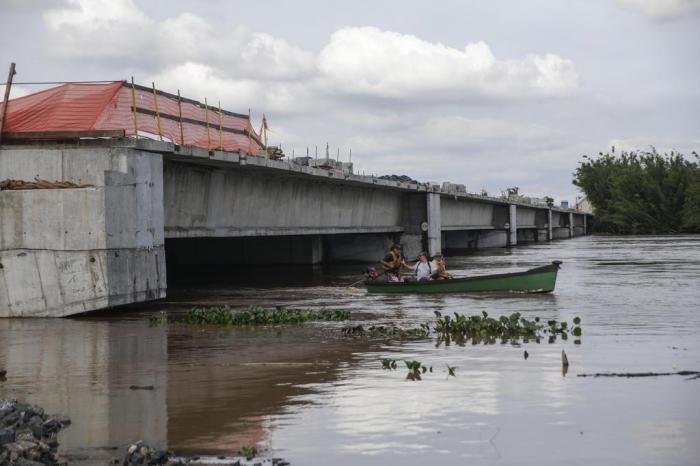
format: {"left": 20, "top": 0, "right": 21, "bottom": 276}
{"left": 1, "top": 235, "right": 699, "bottom": 465}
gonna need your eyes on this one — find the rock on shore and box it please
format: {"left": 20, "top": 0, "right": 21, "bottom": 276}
{"left": 0, "top": 399, "right": 71, "bottom": 465}
{"left": 122, "top": 441, "right": 184, "bottom": 465}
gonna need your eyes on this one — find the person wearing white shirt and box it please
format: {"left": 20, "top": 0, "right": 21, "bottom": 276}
{"left": 414, "top": 252, "right": 432, "bottom": 282}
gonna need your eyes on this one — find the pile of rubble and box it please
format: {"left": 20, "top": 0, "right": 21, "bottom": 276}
{"left": 122, "top": 441, "right": 184, "bottom": 466}
{"left": 0, "top": 399, "right": 71, "bottom": 465}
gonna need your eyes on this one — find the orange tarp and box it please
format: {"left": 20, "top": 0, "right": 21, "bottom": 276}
{"left": 0, "top": 81, "right": 264, "bottom": 155}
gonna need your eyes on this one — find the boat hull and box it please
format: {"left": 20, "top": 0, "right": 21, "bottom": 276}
{"left": 366, "top": 261, "right": 561, "bottom": 294}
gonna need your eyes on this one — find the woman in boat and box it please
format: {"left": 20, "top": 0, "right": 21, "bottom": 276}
{"left": 380, "top": 244, "right": 410, "bottom": 282}
{"left": 430, "top": 253, "right": 452, "bottom": 280}
{"left": 413, "top": 252, "right": 433, "bottom": 282}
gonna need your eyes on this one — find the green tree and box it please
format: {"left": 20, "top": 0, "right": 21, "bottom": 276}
{"left": 573, "top": 149, "right": 699, "bottom": 234}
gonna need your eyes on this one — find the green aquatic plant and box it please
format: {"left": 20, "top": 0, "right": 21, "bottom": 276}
{"left": 381, "top": 358, "right": 398, "bottom": 370}
{"left": 345, "top": 312, "right": 582, "bottom": 347}
{"left": 404, "top": 360, "right": 425, "bottom": 381}
{"left": 184, "top": 306, "right": 350, "bottom": 326}
{"left": 433, "top": 311, "right": 582, "bottom": 346}
{"left": 342, "top": 325, "right": 430, "bottom": 339}
{"left": 238, "top": 445, "right": 257, "bottom": 461}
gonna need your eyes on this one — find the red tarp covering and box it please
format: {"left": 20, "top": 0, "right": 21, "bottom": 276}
{"left": 0, "top": 81, "right": 264, "bottom": 155}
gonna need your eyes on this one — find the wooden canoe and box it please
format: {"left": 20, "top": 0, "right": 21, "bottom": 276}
{"left": 366, "top": 261, "right": 562, "bottom": 294}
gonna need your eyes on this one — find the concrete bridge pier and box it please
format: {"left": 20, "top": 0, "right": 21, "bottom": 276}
{"left": 569, "top": 212, "right": 575, "bottom": 238}
{"left": 535, "top": 210, "right": 549, "bottom": 241}
{"left": 547, "top": 209, "right": 554, "bottom": 241}
{"left": 426, "top": 192, "right": 442, "bottom": 256}
{"left": 508, "top": 204, "right": 518, "bottom": 247}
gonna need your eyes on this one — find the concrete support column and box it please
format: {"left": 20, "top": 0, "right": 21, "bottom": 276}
{"left": 568, "top": 212, "right": 574, "bottom": 238}
{"left": 426, "top": 192, "right": 442, "bottom": 256}
{"left": 583, "top": 214, "right": 587, "bottom": 235}
{"left": 508, "top": 204, "right": 517, "bottom": 247}
{"left": 310, "top": 235, "right": 324, "bottom": 264}
{"left": 547, "top": 209, "right": 553, "bottom": 241}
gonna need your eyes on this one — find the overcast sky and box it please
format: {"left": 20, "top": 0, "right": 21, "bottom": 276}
{"left": 1, "top": 0, "right": 698, "bottom": 202}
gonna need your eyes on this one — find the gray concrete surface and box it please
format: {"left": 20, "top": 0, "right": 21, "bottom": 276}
{"left": 0, "top": 144, "right": 166, "bottom": 317}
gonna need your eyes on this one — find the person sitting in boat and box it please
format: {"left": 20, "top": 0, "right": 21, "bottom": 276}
{"left": 413, "top": 252, "right": 433, "bottom": 282}
{"left": 430, "top": 253, "right": 452, "bottom": 280}
{"left": 380, "top": 244, "right": 409, "bottom": 282}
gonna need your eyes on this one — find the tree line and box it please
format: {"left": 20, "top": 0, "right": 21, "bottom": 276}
{"left": 573, "top": 149, "right": 700, "bottom": 234}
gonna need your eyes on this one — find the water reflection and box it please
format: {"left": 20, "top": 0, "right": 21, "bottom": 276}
{"left": 0, "top": 319, "right": 167, "bottom": 451}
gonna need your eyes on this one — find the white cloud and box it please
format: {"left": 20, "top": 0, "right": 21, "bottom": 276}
{"left": 419, "top": 116, "right": 551, "bottom": 148}
{"left": 41, "top": 2, "right": 578, "bottom": 110}
{"left": 318, "top": 27, "right": 579, "bottom": 100}
{"left": 44, "top": 0, "right": 150, "bottom": 60}
{"left": 43, "top": 0, "right": 315, "bottom": 80}
{"left": 147, "top": 62, "right": 322, "bottom": 114}
{"left": 617, "top": 0, "right": 700, "bottom": 18}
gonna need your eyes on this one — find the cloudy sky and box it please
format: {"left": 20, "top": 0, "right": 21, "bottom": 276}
{"left": 1, "top": 0, "right": 698, "bottom": 202}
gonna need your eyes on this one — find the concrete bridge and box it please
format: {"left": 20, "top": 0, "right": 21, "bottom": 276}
{"left": 0, "top": 139, "right": 590, "bottom": 317}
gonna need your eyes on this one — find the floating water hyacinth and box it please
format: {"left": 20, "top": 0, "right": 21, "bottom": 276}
{"left": 344, "top": 311, "right": 582, "bottom": 346}
{"left": 183, "top": 306, "right": 351, "bottom": 325}
{"left": 343, "top": 325, "right": 430, "bottom": 338}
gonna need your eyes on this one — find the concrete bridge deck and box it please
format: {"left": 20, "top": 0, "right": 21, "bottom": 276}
{"left": 0, "top": 139, "right": 591, "bottom": 317}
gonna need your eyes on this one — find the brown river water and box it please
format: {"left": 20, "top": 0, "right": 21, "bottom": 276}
{"left": 1, "top": 235, "right": 699, "bottom": 465}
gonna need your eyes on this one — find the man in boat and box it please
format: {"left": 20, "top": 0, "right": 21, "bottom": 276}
{"left": 430, "top": 253, "right": 452, "bottom": 280}
{"left": 380, "top": 243, "right": 410, "bottom": 282}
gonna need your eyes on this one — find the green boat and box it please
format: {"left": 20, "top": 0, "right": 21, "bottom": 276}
{"left": 366, "top": 261, "right": 562, "bottom": 294}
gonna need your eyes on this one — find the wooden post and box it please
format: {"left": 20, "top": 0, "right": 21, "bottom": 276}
{"left": 204, "top": 98, "right": 211, "bottom": 150}
{"left": 151, "top": 82, "right": 163, "bottom": 141}
{"left": 263, "top": 113, "right": 268, "bottom": 150}
{"left": 177, "top": 89, "right": 184, "bottom": 146}
{"left": 247, "top": 108, "right": 252, "bottom": 155}
{"left": 130, "top": 77, "right": 139, "bottom": 139}
{"left": 217, "top": 100, "right": 223, "bottom": 150}
{"left": 0, "top": 63, "right": 17, "bottom": 145}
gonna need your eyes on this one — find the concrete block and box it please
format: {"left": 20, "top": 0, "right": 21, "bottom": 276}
{"left": 0, "top": 145, "right": 166, "bottom": 317}
{"left": 0, "top": 247, "right": 166, "bottom": 317}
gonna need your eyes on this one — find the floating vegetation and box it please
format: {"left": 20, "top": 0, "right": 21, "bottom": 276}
{"left": 238, "top": 445, "right": 257, "bottom": 461}
{"left": 404, "top": 360, "right": 427, "bottom": 381}
{"left": 183, "top": 306, "right": 350, "bottom": 326}
{"left": 343, "top": 312, "right": 582, "bottom": 348}
{"left": 342, "top": 325, "right": 430, "bottom": 339}
{"left": 364, "top": 312, "right": 585, "bottom": 382}
{"left": 434, "top": 311, "right": 582, "bottom": 346}
{"left": 381, "top": 358, "right": 398, "bottom": 370}
{"left": 379, "top": 359, "right": 434, "bottom": 380}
